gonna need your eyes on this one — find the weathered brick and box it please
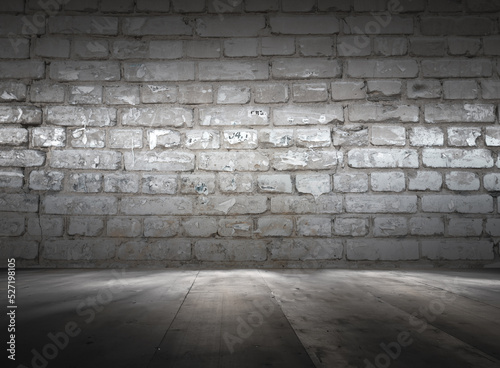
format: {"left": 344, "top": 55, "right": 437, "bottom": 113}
{"left": 443, "top": 80, "right": 478, "bottom": 100}
{"left": 200, "top": 106, "right": 269, "bottom": 126}
{"left": 273, "top": 150, "right": 341, "bottom": 171}
{"left": 121, "top": 197, "right": 193, "bottom": 215}
{"left": 485, "top": 127, "right": 500, "bottom": 147}
{"left": 121, "top": 16, "right": 191, "bottom": 35}
{"left": 331, "top": 81, "right": 366, "bottom": 101}
{"left": 409, "top": 37, "right": 446, "bottom": 56}
{"left": 270, "top": 238, "right": 343, "bottom": 261}
{"left": 371, "top": 126, "right": 405, "bottom": 146}
{"left": 466, "top": 0, "right": 500, "bottom": 12}
{"left": 422, "top": 149, "right": 494, "bottom": 168}
{"left": 194, "top": 239, "right": 267, "bottom": 262}
{"left": 68, "top": 217, "right": 105, "bottom": 237}
{"left": 0, "top": 14, "right": 44, "bottom": 35}
{"left": 333, "top": 218, "right": 369, "bottom": 237}
{"left": 112, "top": 40, "right": 182, "bottom": 60}
{"left": 0, "top": 82, "right": 26, "bottom": 102}
{"left": 140, "top": 85, "right": 177, "bottom": 104}
{"left": 117, "top": 239, "right": 190, "bottom": 261}
{"left": 0, "top": 194, "right": 38, "bottom": 213}
{"left": 273, "top": 105, "right": 343, "bottom": 126}
{"left": 371, "top": 172, "right": 405, "bottom": 192}
{"left": 0, "top": 216, "right": 24, "bottom": 237}
{"left": 185, "top": 130, "right": 220, "bottom": 150}
{"left": 482, "top": 81, "right": 500, "bottom": 99}
{"left": 317, "top": 0, "right": 351, "bottom": 11}
{"left": 353, "top": 0, "right": 386, "bottom": 11}
{"left": 0, "top": 128, "right": 28, "bottom": 145}
{"left": 333, "top": 173, "right": 368, "bottom": 193}
{"left": 348, "top": 149, "right": 418, "bottom": 168}
{"left": 182, "top": 217, "right": 218, "bottom": 237}
{"left": 68, "top": 173, "right": 103, "bottom": 193}
{"left": 485, "top": 219, "right": 500, "bottom": 236}
{"left": 258, "top": 174, "right": 293, "bottom": 193}
{"left": 373, "top": 217, "right": 407, "bottom": 237}
{"left": 245, "top": 0, "right": 279, "bottom": 11}
{"left": 180, "top": 174, "right": 216, "bottom": 195}
{"left": 124, "top": 62, "right": 195, "bottom": 82}
{"left": 298, "top": 37, "right": 334, "bottom": 56}
{"left": 196, "top": 15, "right": 265, "bottom": 37}
{"left": 425, "top": 104, "right": 495, "bottom": 123}
{"left": 347, "top": 60, "right": 418, "bottom": 78}
{"left": 224, "top": 38, "right": 258, "bottom": 57}
{"left": 142, "top": 174, "right": 177, "bottom": 195}
{"left": 144, "top": 217, "right": 179, "bottom": 237}
{"left": 254, "top": 83, "right": 289, "bottom": 104}
{"left": 0, "top": 106, "right": 42, "bottom": 125}
{"left": 296, "top": 128, "right": 331, "bottom": 148}
{"left": 222, "top": 130, "right": 258, "bottom": 150}
{"left": 69, "top": 86, "right": 103, "bottom": 105}
{"left": 422, "top": 195, "right": 493, "bottom": 213}
{"left": 421, "top": 239, "right": 494, "bottom": 260}
{"left": 259, "top": 129, "right": 294, "bottom": 148}
{"left": 271, "top": 194, "right": 343, "bottom": 214}
{"left": 217, "top": 86, "right": 250, "bottom": 104}
{"left": 29, "top": 170, "right": 64, "bottom": 191}
{"left": 64, "top": 0, "right": 99, "bottom": 11}
{"left": 172, "top": 0, "right": 204, "bottom": 12}
{"left": 346, "top": 239, "right": 419, "bottom": 261}
{"left": 281, "top": 0, "right": 315, "bottom": 11}
{"left": 483, "top": 173, "right": 500, "bottom": 191}
{"left": 147, "top": 129, "right": 180, "bottom": 149}
{"left": 346, "top": 195, "right": 417, "bottom": 213}
{"left": 409, "top": 217, "right": 444, "bottom": 236}
{"left": 50, "top": 150, "right": 121, "bottom": 170}
{"left": 333, "top": 126, "right": 369, "bottom": 146}
{"left": 0, "top": 150, "right": 45, "bottom": 167}
{"left": 0, "top": 61, "right": 45, "bottom": 80}
{"left": 296, "top": 174, "right": 331, "bottom": 197}
{"left": 0, "top": 38, "right": 29, "bottom": 59}
{"left": 344, "top": 16, "right": 413, "bottom": 35}
{"left": 448, "top": 218, "right": 483, "bottom": 237}
{"left": 100, "top": 0, "right": 134, "bottom": 12}
{"left": 272, "top": 58, "right": 341, "bottom": 79}
{"left": 185, "top": 40, "right": 220, "bottom": 58}
{"left": 50, "top": 61, "right": 120, "bottom": 81}
{"left": 124, "top": 151, "right": 194, "bottom": 172}
{"left": 448, "top": 37, "right": 481, "bottom": 56}
{"left": 43, "top": 195, "right": 117, "bottom": 215}
{"left": 49, "top": 16, "right": 118, "bottom": 35}
{"left": 297, "top": 217, "right": 331, "bottom": 237}
{"left": 349, "top": 104, "right": 419, "bottom": 123}
{"left": 421, "top": 17, "right": 494, "bottom": 36}
{"left": 409, "top": 127, "right": 443, "bottom": 147}
{"left": 30, "top": 82, "right": 65, "bottom": 103}
{"left": 408, "top": 171, "right": 442, "bottom": 191}
{"left": 0, "top": 240, "right": 38, "bottom": 260}
{"left": 256, "top": 216, "right": 293, "bottom": 237}
{"left": 73, "top": 39, "right": 109, "bottom": 59}
{"left": 43, "top": 239, "right": 117, "bottom": 261}
{"left": 199, "top": 151, "right": 269, "bottom": 172}
{"left": 104, "top": 85, "right": 140, "bottom": 105}
{"left": 0, "top": 1, "right": 25, "bottom": 12}
{"left": 35, "top": 37, "right": 70, "bottom": 58}
{"left": 421, "top": 59, "right": 492, "bottom": 78}
{"left": 262, "top": 37, "right": 295, "bottom": 56}
{"left": 107, "top": 217, "right": 142, "bottom": 238}
{"left": 120, "top": 107, "right": 192, "bottom": 127}
{"left": 292, "top": 83, "right": 328, "bottom": 103}
{"left": 178, "top": 84, "right": 213, "bottom": 104}
{"left": 218, "top": 217, "right": 253, "bottom": 237}
{"left": 104, "top": 173, "right": 140, "bottom": 193}
{"left": 407, "top": 80, "right": 442, "bottom": 99}
{"left": 199, "top": 61, "right": 268, "bottom": 81}
{"left": 445, "top": 171, "right": 480, "bottom": 191}
{"left": 69, "top": 128, "right": 105, "bottom": 148}
{"left": 483, "top": 36, "right": 500, "bottom": 56}
{"left": 0, "top": 169, "right": 23, "bottom": 189}
{"left": 447, "top": 127, "right": 481, "bottom": 147}
{"left": 195, "top": 196, "right": 267, "bottom": 215}
{"left": 110, "top": 129, "right": 143, "bottom": 149}
{"left": 270, "top": 15, "right": 340, "bottom": 34}
{"left": 373, "top": 37, "right": 407, "bottom": 56}
{"left": 219, "top": 173, "right": 254, "bottom": 193}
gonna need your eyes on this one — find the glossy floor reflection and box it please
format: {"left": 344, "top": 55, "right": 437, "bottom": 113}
{"left": 2, "top": 269, "right": 499, "bottom": 368}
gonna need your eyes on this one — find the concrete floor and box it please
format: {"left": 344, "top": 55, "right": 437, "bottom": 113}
{"left": 2, "top": 269, "right": 500, "bottom": 368}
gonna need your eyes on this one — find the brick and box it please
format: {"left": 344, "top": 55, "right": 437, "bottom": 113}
{"left": 298, "top": 37, "right": 334, "bottom": 57}
{"left": 185, "top": 40, "right": 220, "bottom": 58}
{"left": 349, "top": 103, "right": 418, "bottom": 123}
{"left": 0, "top": 194, "right": 38, "bottom": 213}
{"left": 199, "top": 151, "right": 269, "bottom": 172}
{"left": 223, "top": 130, "right": 258, "bottom": 150}
{"left": 353, "top": 0, "right": 386, "bottom": 11}
{"left": 256, "top": 216, "right": 293, "bottom": 237}
{"left": 424, "top": 104, "right": 495, "bottom": 123}
{"left": 0, "top": 240, "right": 38, "bottom": 260}
{"left": 422, "top": 195, "right": 493, "bottom": 213}
{"left": 482, "top": 81, "right": 500, "bottom": 99}
{"left": 371, "top": 172, "right": 405, "bottom": 192}
{"left": 35, "top": 37, "right": 70, "bottom": 58}
{"left": 407, "top": 80, "right": 441, "bottom": 99}
{"left": 297, "top": 217, "right": 331, "bottom": 237}
{"left": 0, "top": 82, "right": 26, "bottom": 102}
{"left": 274, "top": 105, "right": 343, "bottom": 126}
{"left": 371, "top": 126, "right": 405, "bottom": 146}
{"left": 347, "top": 59, "right": 418, "bottom": 78}
{"left": 257, "top": 174, "right": 292, "bottom": 194}
{"left": 43, "top": 239, "right": 117, "bottom": 261}
{"left": 409, "top": 37, "right": 446, "bottom": 56}
{"left": 107, "top": 217, "right": 142, "bottom": 238}
{"left": 0, "top": 106, "right": 41, "bottom": 125}
{"left": 180, "top": 174, "right": 216, "bottom": 195}
{"left": 185, "top": 130, "right": 220, "bottom": 150}
{"left": 486, "top": 219, "right": 500, "bottom": 236}
{"left": 296, "top": 174, "right": 331, "bottom": 197}
{"left": 0, "top": 216, "right": 24, "bottom": 237}
{"left": 108, "top": 129, "right": 143, "bottom": 149}
{"left": 421, "top": 239, "right": 494, "bottom": 260}
{"left": 485, "top": 127, "right": 500, "bottom": 147}
{"left": 117, "top": 239, "right": 190, "bottom": 261}
{"left": 0, "top": 169, "right": 23, "bottom": 189}
{"left": 49, "top": 16, "right": 118, "bottom": 35}
{"left": 69, "top": 128, "right": 105, "bottom": 148}
{"left": 0, "top": 15, "right": 44, "bottom": 35}
{"left": 29, "top": 170, "right": 63, "bottom": 191}
{"left": 333, "top": 173, "right": 368, "bottom": 193}
{"left": 195, "top": 196, "right": 267, "bottom": 215}
{"left": 447, "top": 127, "right": 481, "bottom": 147}
{"left": 318, "top": 0, "right": 351, "bottom": 11}
{"left": 0, "top": 0, "right": 25, "bottom": 12}
{"left": 0, "top": 61, "right": 45, "bottom": 80}
{"left": 112, "top": 40, "right": 182, "bottom": 60}
{"left": 254, "top": 84, "right": 289, "bottom": 104}
{"left": 373, "top": 217, "right": 407, "bottom": 237}
{"left": 217, "top": 86, "right": 250, "bottom": 104}
{"left": 270, "top": 15, "right": 340, "bottom": 34}
{"left": 218, "top": 217, "right": 253, "bottom": 237}
{"left": 50, "top": 150, "right": 121, "bottom": 170}
{"left": 104, "top": 173, "right": 139, "bottom": 193}
{"left": 421, "top": 17, "right": 494, "bottom": 36}
{"left": 46, "top": 106, "right": 115, "bottom": 127}
{"left": 270, "top": 238, "right": 343, "bottom": 261}
{"left": 443, "top": 80, "right": 478, "bottom": 100}
{"left": 292, "top": 83, "right": 328, "bottom": 103}
{"left": 182, "top": 217, "right": 217, "bottom": 237}
{"left": 272, "top": 58, "right": 341, "bottom": 79}
{"left": 224, "top": 38, "right": 258, "bottom": 57}
{"left": 121, "top": 197, "right": 192, "bottom": 216}
{"left": 409, "top": 127, "right": 443, "bottom": 147}
{"left": 104, "top": 86, "right": 140, "bottom": 105}
{"left": 346, "top": 194, "right": 417, "bottom": 213}
{"left": 466, "top": 0, "right": 500, "bottom": 11}
{"left": 421, "top": 59, "right": 492, "bottom": 78}
{"left": 448, "top": 37, "right": 481, "bottom": 56}
{"left": 69, "top": 86, "right": 102, "bottom": 105}
{"left": 196, "top": 15, "right": 265, "bottom": 37}
{"left": 195, "top": 239, "right": 266, "bottom": 262}
{"left": 262, "top": 37, "right": 295, "bottom": 56}
{"left": 344, "top": 15, "right": 413, "bottom": 35}
{"left": 200, "top": 106, "right": 268, "bottom": 126}
{"left": 409, "top": 217, "right": 444, "bottom": 236}
{"left": 73, "top": 39, "right": 109, "bottom": 59}
{"left": 331, "top": 81, "right": 366, "bottom": 101}
{"left": 259, "top": 129, "right": 294, "bottom": 148}
{"left": 142, "top": 174, "right": 177, "bottom": 195}
{"left": 333, "top": 218, "right": 368, "bottom": 236}
{"left": 445, "top": 171, "right": 480, "bottom": 191}
{"left": 124, "top": 62, "right": 195, "bottom": 82}
{"left": 219, "top": 173, "right": 254, "bottom": 193}
{"left": 408, "top": 172, "right": 442, "bottom": 191}
{"left": 483, "top": 36, "right": 500, "bottom": 56}
{"left": 448, "top": 218, "right": 483, "bottom": 237}
{"left": 68, "top": 217, "right": 104, "bottom": 237}
{"left": 296, "top": 128, "right": 331, "bottom": 148}
{"left": 171, "top": 0, "right": 204, "bottom": 12}
{"left": 68, "top": 173, "right": 102, "bottom": 193}
{"left": 333, "top": 126, "right": 369, "bottom": 146}
{"left": 140, "top": 85, "right": 177, "bottom": 104}
{"left": 271, "top": 194, "right": 343, "bottom": 214}
{"left": 143, "top": 217, "right": 179, "bottom": 237}
{"left": 64, "top": 0, "right": 99, "bottom": 11}
{"left": 199, "top": 61, "right": 268, "bottom": 81}
{"left": 348, "top": 149, "right": 418, "bottom": 168}
{"left": 178, "top": 84, "right": 213, "bottom": 104}
{"left": 0, "top": 128, "right": 28, "bottom": 145}
{"left": 43, "top": 195, "right": 117, "bottom": 215}
{"left": 245, "top": 0, "right": 279, "bottom": 11}
{"left": 30, "top": 82, "right": 65, "bottom": 103}
{"left": 123, "top": 16, "right": 191, "bottom": 36}
{"left": 428, "top": 0, "right": 463, "bottom": 12}
{"left": 124, "top": 151, "right": 194, "bottom": 172}
{"left": 484, "top": 173, "right": 500, "bottom": 191}
{"left": 346, "top": 239, "right": 419, "bottom": 261}
{"left": 50, "top": 61, "right": 120, "bottom": 81}
{"left": 101, "top": 0, "right": 134, "bottom": 12}
{"left": 423, "top": 149, "right": 494, "bottom": 168}
{"left": 0, "top": 38, "right": 29, "bottom": 59}
{"left": 0, "top": 150, "right": 45, "bottom": 167}
{"left": 373, "top": 37, "right": 407, "bottom": 56}
{"left": 147, "top": 129, "right": 180, "bottom": 149}
{"left": 392, "top": 0, "right": 427, "bottom": 12}
{"left": 282, "top": 0, "right": 315, "bottom": 11}
{"left": 273, "top": 150, "right": 341, "bottom": 171}
{"left": 120, "top": 107, "right": 192, "bottom": 127}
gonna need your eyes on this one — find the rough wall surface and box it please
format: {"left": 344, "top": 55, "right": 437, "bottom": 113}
{"left": 0, "top": 0, "right": 499, "bottom": 267}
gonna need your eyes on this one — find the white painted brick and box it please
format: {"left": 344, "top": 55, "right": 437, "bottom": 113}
{"left": 333, "top": 218, "right": 369, "bottom": 237}
{"left": 262, "top": 37, "right": 295, "bottom": 56}
{"left": 69, "top": 86, "right": 102, "bottom": 105}
{"left": 196, "top": 15, "right": 265, "bottom": 37}
{"left": 270, "top": 239, "right": 343, "bottom": 261}
{"left": 68, "top": 217, "right": 104, "bottom": 237}
{"left": 371, "top": 172, "right": 405, "bottom": 192}
{"left": 271, "top": 194, "right": 343, "bottom": 214}
{"left": 408, "top": 172, "right": 442, "bottom": 191}
{"left": 422, "top": 149, "right": 494, "bottom": 168}
{"left": 445, "top": 172, "right": 480, "bottom": 191}
{"left": 140, "top": 85, "right": 177, "bottom": 104}
{"left": 447, "top": 127, "right": 481, "bottom": 147}
{"left": 0, "top": 169, "right": 23, "bottom": 189}
{"left": 224, "top": 38, "right": 258, "bottom": 57}
{"left": 331, "top": 81, "right": 366, "bottom": 101}
{"left": 421, "top": 239, "right": 494, "bottom": 260}
{"left": 296, "top": 174, "right": 331, "bottom": 197}
{"left": 296, "top": 128, "right": 331, "bottom": 148}
{"left": 409, "top": 217, "right": 444, "bottom": 236}
{"left": 200, "top": 106, "right": 268, "bottom": 126}
{"left": 185, "top": 130, "right": 220, "bottom": 150}
{"left": 73, "top": 39, "right": 109, "bottom": 59}
{"left": 27, "top": 217, "right": 64, "bottom": 237}
{"left": 43, "top": 195, "right": 117, "bottom": 215}
{"left": 485, "top": 219, "right": 500, "bottom": 236}
{"left": 104, "top": 85, "right": 140, "bottom": 105}
{"left": 50, "top": 61, "right": 120, "bottom": 82}
{"left": 180, "top": 174, "right": 216, "bottom": 195}
{"left": 124, "top": 151, "right": 194, "bottom": 171}
{"left": 485, "top": 127, "right": 500, "bottom": 147}
{"left": 117, "top": 239, "right": 190, "bottom": 261}
{"left": 178, "top": 84, "right": 213, "bottom": 104}
{"left": 143, "top": 217, "right": 179, "bottom": 237}
{"left": 218, "top": 217, "right": 253, "bottom": 237}
{"left": 257, "top": 174, "right": 293, "bottom": 193}
{"left": 147, "top": 129, "right": 181, "bottom": 149}
{"left": 194, "top": 239, "right": 266, "bottom": 262}
{"left": 30, "top": 82, "right": 65, "bottom": 103}
{"left": 43, "top": 239, "right": 117, "bottom": 261}
{"left": 141, "top": 175, "right": 177, "bottom": 195}
{"left": 195, "top": 196, "right": 267, "bottom": 215}
{"left": 121, "top": 197, "right": 193, "bottom": 215}
{"left": 0, "top": 81, "right": 26, "bottom": 102}
{"left": 484, "top": 173, "right": 500, "bottom": 191}
{"left": 69, "top": 128, "right": 105, "bottom": 148}
{"left": 109, "top": 129, "right": 143, "bottom": 149}
{"left": 270, "top": 15, "right": 340, "bottom": 34}
{"left": 349, "top": 104, "right": 419, "bottom": 123}
{"left": 333, "top": 173, "right": 368, "bottom": 193}
{"left": 219, "top": 173, "right": 253, "bottom": 193}
{"left": 182, "top": 217, "right": 218, "bottom": 238}
{"left": 371, "top": 126, "right": 406, "bottom": 146}
{"left": 273, "top": 104, "right": 343, "bottom": 126}
{"left": 297, "top": 217, "right": 332, "bottom": 237}
{"left": 421, "top": 59, "right": 492, "bottom": 77}
{"left": 333, "top": 126, "right": 369, "bottom": 146}
{"left": 29, "top": 170, "right": 64, "bottom": 191}
{"left": 448, "top": 218, "right": 483, "bottom": 237}
{"left": 46, "top": 106, "right": 115, "bottom": 127}
{"left": 0, "top": 194, "right": 38, "bottom": 213}
{"left": 373, "top": 217, "right": 408, "bottom": 237}
{"left": 298, "top": 37, "right": 334, "bottom": 56}
{"left": 346, "top": 239, "right": 419, "bottom": 261}
{"left": 199, "top": 61, "right": 268, "bottom": 81}
{"left": 217, "top": 86, "right": 250, "bottom": 104}
{"left": 0, "top": 61, "right": 45, "bottom": 80}
{"left": 409, "top": 127, "right": 444, "bottom": 147}
{"left": 345, "top": 195, "right": 417, "bottom": 213}
{"left": 273, "top": 150, "right": 341, "bottom": 171}
{"left": 104, "top": 173, "right": 139, "bottom": 193}
{"left": 0, "top": 106, "right": 42, "bottom": 125}
{"left": 223, "top": 130, "right": 259, "bottom": 149}
{"left": 482, "top": 81, "right": 500, "bottom": 99}
{"left": 0, "top": 128, "right": 28, "bottom": 145}
{"left": 35, "top": 37, "right": 70, "bottom": 58}
{"left": 199, "top": 152, "right": 269, "bottom": 172}
{"left": 256, "top": 216, "right": 293, "bottom": 237}
{"left": 120, "top": 107, "right": 192, "bottom": 127}
{"left": 259, "top": 129, "right": 294, "bottom": 148}
{"left": 348, "top": 149, "right": 418, "bottom": 168}
{"left": 123, "top": 62, "right": 195, "bottom": 82}
{"left": 337, "top": 36, "right": 371, "bottom": 56}
{"left": 443, "top": 80, "right": 478, "bottom": 99}
{"left": 107, "top": 217, "right": 142, "bottom": 238}
{"left": 366, "top": 80, "right": 402, "bottom": 100}
{"left": 373, "top": 37, "right": 407, "bottom": 56}
{"left": 273, "top": 58, "right": 341, "bottom": 79}
{"left": 410, "top": 37, "right": 446, "bottom": 56}
{"left": 292, "top": 83, "right": 328, "bottom": 103}
{"left": 123, "top": 16, "right": 192, "bottom": 35}
{"left": 0, "top": 216, "right": 25, "bottom": 237}
{"left": 407, "top": 80, "right": 442, "bottom": 99}
{"left": 0, "top": 150, "right": 45, "bottom": 168}
{"left": 448, "top": 37, "right": 481, "bottom": 56}
{"left": 185, "top": 40, "right": 220, "bottom": 58}
{"left": 50, "top": 150, "right": 120, "bottom": 170}
{"left": 422, "top": 195, "right": 493, "bottom": 213}
{"left": 347, "top": 60, "right": 418, "bottom": 78}
{"left": 68, "top": 173, "right": 102, "bottom": 193}
{"left": 254, "top": 84, "right": 289, "bottom": 103}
